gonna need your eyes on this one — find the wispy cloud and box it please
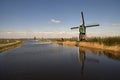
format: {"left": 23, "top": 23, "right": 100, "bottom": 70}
{"left": 0, "top": 31, "right": 78, "bottom": 38}
{"left": 1, "top": 30, "right": 120, "bottom": 38}
{"left": 6, "top": 32, "right": 12, "bottom": 34}
{"left": 51, "top": 19, "right": 61, "bottom": 23}
{"left": 111, "top": 23, "right": 120, "bottom": 27}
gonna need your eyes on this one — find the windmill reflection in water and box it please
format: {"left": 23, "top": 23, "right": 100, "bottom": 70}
{"left": 78, "top": 47, "right": 99, "bottom": 76}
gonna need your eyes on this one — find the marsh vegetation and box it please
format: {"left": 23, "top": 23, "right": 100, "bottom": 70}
{"left": 88, "top": 36, "right": 120, "bottom": 46}
{"left": 39, "top": 36, "right": 120, "bottom": 46}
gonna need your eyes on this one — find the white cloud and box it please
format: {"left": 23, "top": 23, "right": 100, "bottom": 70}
{"left": 111, "top": 23, "right": 120, "bottom": 27}
{"left": 1, "top": 29, "right": 120, "bottom": 38}
{"left": 6, "top": 32, "right": 12, "bottom": 34}
{"left": 51, "top": 19, "right": 61, "bottom": 23}
{"left": 0, "top": 31, "right": 78, "bottom": 38}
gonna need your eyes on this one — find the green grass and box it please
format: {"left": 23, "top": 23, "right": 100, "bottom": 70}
{"left": 0, "top": 39, "right": 24, "bottom": 44}
{"left": 0, "top": 41, "right": 22, "bottom": 48}
{"left": 88, "top": 36, "right": 120, "bottom": 46}
{"left": 0, "top": 40, "right": 24, "bottom": 53}
{"left": 0, "top": 39, "right": 24, "bottom": 50}
{"left": 0, "top": 39, "right": 18, "bottom": 44}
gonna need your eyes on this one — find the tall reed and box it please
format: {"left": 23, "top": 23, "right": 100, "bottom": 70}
{"left": 88, "top": 36, "right": 120, "bottom": 46}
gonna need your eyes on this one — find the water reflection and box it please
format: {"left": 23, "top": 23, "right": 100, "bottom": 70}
{"left": 84, "top": 48, "right": 120, "bottom": 61}
{"left": 78, "top": 47, "right": 85, "bottom": 75}
{"left": 77, "top": 46, "right": 120, "bottom": 80}
{"left": 0, "top": 41, "right": 120, "bottom": 80}
{"left": 78, "top": 47, "right": 100, "bottom": 76}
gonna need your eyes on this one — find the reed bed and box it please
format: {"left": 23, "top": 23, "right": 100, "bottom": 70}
{"left": 88, "top": 36, "right": 120, "bottom": 46}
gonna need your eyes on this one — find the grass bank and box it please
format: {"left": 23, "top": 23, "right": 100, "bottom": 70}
{"left": 0, "top": 40, "right": 23, "bottom": 53}
{"left": 57, "top": 41, "right": 120, "bottom": 52}
{"left": 88, "top": 37, "right": 120, "bottom": 46}
{"left": 56, "top": 37, "right": 120, "bottom": 52}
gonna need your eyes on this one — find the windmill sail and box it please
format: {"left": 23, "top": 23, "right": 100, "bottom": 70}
{"left": 86, "top": 24, "right": 99, "bottom": 27}
{"left": 81, "top": 12, "right": 85, "bottom": 26}
{"left": 70, "top": 11, "right": 100, "bottom": 41}
{"left": 71, "top": 27, "right": 79, "bottom": 29}
{"left": 81, "top": 12, "right": 86, "bottom": 35}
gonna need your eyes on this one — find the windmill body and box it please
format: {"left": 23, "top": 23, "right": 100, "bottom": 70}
{"left": 71, "top": 12, "right": 99, "bottom": 41}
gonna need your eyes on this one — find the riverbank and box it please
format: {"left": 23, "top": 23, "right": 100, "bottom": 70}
{"left": 56, "top": 41, "right": 120, "bottom": 52}
{"left": 0, "top": 41, "right": 23, "bottom": 53}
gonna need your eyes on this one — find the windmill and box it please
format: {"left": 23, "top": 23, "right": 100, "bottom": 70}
{"left": 71, "top": 12, "right": 100, "bottom": 41}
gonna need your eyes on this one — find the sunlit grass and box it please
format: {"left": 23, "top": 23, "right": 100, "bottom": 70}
{"left": 39, "top": 37, "right": 120, "bottom": 46}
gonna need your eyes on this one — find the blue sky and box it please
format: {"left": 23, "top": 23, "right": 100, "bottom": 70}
{"left": 0, "top": 0, "right": 120, "bottom": 38}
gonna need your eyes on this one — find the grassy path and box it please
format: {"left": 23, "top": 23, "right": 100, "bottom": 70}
{"left": 0, "top": 41, "right": 23, "bottom": 53}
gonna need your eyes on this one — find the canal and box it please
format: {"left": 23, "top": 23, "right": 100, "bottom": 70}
{"left": 0, "top": 40, "right": 120, "bottom": 80}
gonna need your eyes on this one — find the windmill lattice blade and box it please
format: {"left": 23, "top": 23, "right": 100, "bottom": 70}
{"left": 86, "top": 24, "right": 100, "bottom": 27}
{"left": 81, "top": 12, "right": 85, "bottom": 25}
{"left": 71, "top": 27, "right": 79, "bottom": 29}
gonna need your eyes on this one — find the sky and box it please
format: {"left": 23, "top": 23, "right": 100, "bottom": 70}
{"left": 0, "top": 0, "right": 120, "bottom": 38}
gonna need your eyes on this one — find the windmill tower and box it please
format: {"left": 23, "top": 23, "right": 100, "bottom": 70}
{"left": 71, "top": 12, "right": 99, "bottom": 41}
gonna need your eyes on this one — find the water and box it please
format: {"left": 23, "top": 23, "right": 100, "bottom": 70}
{"left": 0, "top": 40, "right": 120, "bottom": 80}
